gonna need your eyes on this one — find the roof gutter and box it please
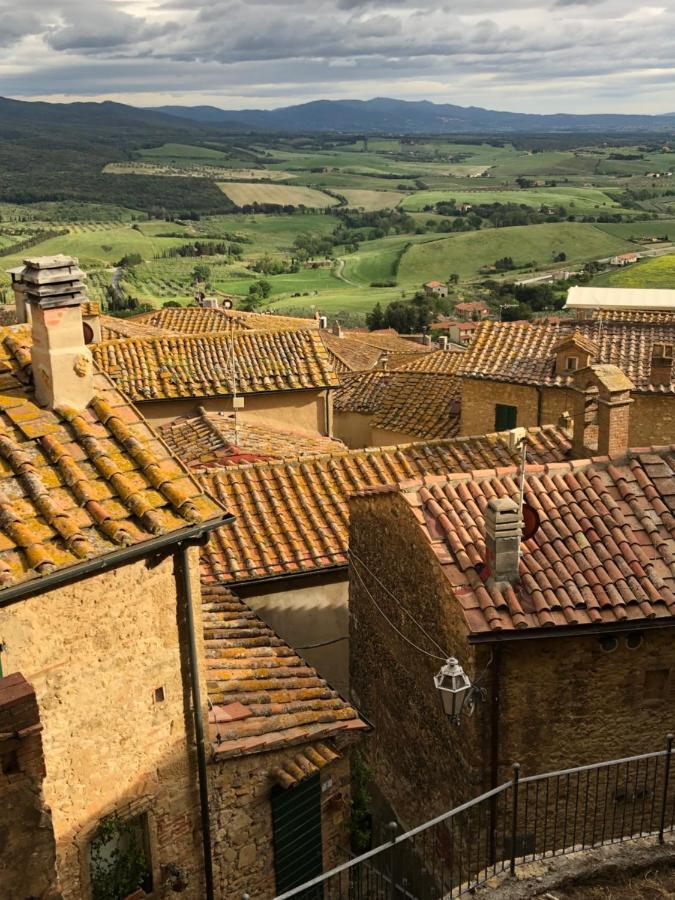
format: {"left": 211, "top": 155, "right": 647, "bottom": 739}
{"left": 132, "top": 384, "right": 338, "bottom": 405}
{"left": 468, "top": 616, "right": 675, "bottom": 645}
{"left": 217, "top": 561, "right": 348, "bottom": 591}
{"left": 0, "top": 514, "right": 234, "bottom": 610}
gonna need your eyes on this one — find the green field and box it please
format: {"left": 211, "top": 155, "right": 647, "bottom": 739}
{"left": 400, "top": 187, "right": 627, "bottom": 214}
{"left": 397, "top": 223, "right": 631, "bottom": 284}
{"left": 592, "top": 254, "right": 675, "bottom": 288}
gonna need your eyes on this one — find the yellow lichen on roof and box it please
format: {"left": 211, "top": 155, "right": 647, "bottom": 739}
{"left": 92, "top": 329, "right": 339, "bottom": 401}
{"left": 203, "top": 583, "right": 365, "bottom": 757}
{"left": 0, "top": 326, "right": 224, "bottom": 588}
{"left": 132, "top": 306, "right": 319, "bottom": 335}
{"left": 370, "top": 372, "right": 462, "bottom": 440}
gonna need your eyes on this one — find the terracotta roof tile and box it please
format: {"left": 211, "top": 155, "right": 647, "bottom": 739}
{"left": 320, "top": 330, "right": 432, "bottom": 374}
{"left": 370, "top": 372, "right": 461, "bottom": 440}
{"left": 334, "top": 371, "right": 392, "bottom": 414}
{"left": 392, "top": 349, "right": 465, "bottom": 374}
{"left": 91, "top": 329, "right": 338, "bottom": 401}
{"left": 160, "top": 408, "right": 345, "bottom": 469}
{"left": 457, "top": 319, "right": 675, "bottom": 393}
{"left": 201, "top": 426, "right": 572, "bottom": 584}
{"left": 394, "top": 447, "right": 675, "bottom": 634}
{"left": 0, "top": 328, "right": 224, "bottom": 589}
{"left": 132, "top": 306, "right": 318, "bottom": 335}
{"left": 203, "top": 583, "right": 364, "bottom": 758}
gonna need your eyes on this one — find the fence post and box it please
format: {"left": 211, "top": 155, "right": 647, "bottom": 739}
{"left": 510, "top": 763, "right": 521, "bottom": 877}
{"left": 387, "top": 821, "right": 398, "bottom": 899}
{"left": 659, "top": 733, "right": 673, "bottom": 844}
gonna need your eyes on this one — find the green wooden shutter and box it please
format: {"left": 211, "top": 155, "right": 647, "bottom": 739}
{"left": 495, "top": 404, "right": 517, "bottom": 431}
{"left": 272, "top": 773, "right": 323, "bottom": 897}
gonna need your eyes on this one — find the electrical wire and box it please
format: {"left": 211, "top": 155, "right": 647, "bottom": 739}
{"left": 296, "top": 636, "right": 349, "bottom": 649}
{"left": 350, "top": 558, "right": 448, "bottom": 662}
{"left": 350, "top": 549, "right": 451, "bottom": 658}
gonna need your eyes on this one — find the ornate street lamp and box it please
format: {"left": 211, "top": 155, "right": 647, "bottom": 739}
{"left": 433, "top": 657, "right": 474, "bottom": 724}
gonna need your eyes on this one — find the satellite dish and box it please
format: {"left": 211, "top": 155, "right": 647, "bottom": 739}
{"left": 522, "top": 503, "right": 541, "bottom": 541}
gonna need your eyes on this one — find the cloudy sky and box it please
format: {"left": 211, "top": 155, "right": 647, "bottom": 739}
{"left": 1, "top": 0, "right": 674, "bottom": 113}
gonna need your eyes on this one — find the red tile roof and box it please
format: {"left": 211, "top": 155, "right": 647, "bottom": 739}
{"left": 0, "top": 326, "right": 224, "bottom": 589}
{"left": 160, "top": 408, "right": 345, "bottom": 469}
{"left": 203, "top": 583, "right": 365, "bottom": 758}
{"left": 389, "top": 448, "right": 675, "bottom": 635}
{"left": 370, "top": 372, "right": 461, "bottom": 440}
{"left": 132, "top": 306, "right": 318, "bottom": 335}
{"left": 392, "top": 349, "right": 465, "bottom": 374}
{"left": 457, "top": 319, "right": 675, "bottom": 393}
{"left": 200, "top": 427, "right": 572, "bottom": 584}
{"left": 334, "top": 371, "right": 392, "bottom": 414}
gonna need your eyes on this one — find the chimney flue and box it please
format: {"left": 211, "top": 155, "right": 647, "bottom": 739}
{"left": 484, "top": 497, "right": 522, "bottom": 588}
{"left": 23, "top": 255, "right": 94, "bottom": 411}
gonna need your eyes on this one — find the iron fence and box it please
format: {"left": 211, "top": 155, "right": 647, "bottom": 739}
{"left": 272, "top": 735, "right": 675, "bottom": 900}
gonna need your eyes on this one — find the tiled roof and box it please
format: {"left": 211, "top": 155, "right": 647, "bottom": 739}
{"left": 132, "top": 306, "right": 318, "bottom": 335}
{"left": 353, "top": 332, "right": 432, "bottom": 354}
{"left": 392, "top": 447, "right": 675, "bottom": 635}
{"left": 370, "top": 373, "right": 462, "bottom": 440}
{"left": 100, "top": 315, "right": 172, "bottom": 341}
{"left": 91, "top": 330, "right": 339, "bottom": 401}
{"left": 202, "top": 583, "right": 365, "bottom": 758}
{"left": 594, "top": 310, "right": 675, "bottom": 325}
{"left": 160, "top": 408, "right": 345, "bottom": 469}
{"left": 200, "top": 426, "right": 572, "bottom": 584}
{"left": 334, "top": 371, "right": 392, "bottom": 414}
{"left": 392, "top": 349, "right": 465, "bottom": 374}
{"left": 457, "top": 319, "right": 675, "bottom": 393}
{"left": 0, "top": 327, "right": 224, "bottom": 589}
{"left": 320, "top": 333, "right": 383, "bottom": 374}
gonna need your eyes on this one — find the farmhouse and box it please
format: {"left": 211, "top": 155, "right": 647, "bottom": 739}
{"left": 454, "top": 300, "right": 489, "bottom": 320}
{"left": 457, "top": 318, "right": 675, "bottom": 446}
{"left": 609, "top": 252, "right": 640, "bottom": 267}
{"left": 424, "top": 279, "right": 449, "bottom": 298}
{"left": 198, "top": 427, "right": 571, "bottom": 691}
{"left": 0, "top": 256, "right": 228, "bottom": 900}
{"left": 349, "top": 437, "right": 675, "bottom": 832}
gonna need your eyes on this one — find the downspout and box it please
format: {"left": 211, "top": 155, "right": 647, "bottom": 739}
{"left": 174, "top": 542, "right": 215, "bottom": 900}
{"left": 488, "top": 644, "right": 501, "bottom": 866}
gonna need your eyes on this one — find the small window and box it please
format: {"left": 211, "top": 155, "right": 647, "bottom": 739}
{"left": 565, "top": 355, "right": 579, "bottom": 371}
{"left": 89, "top": 813, "right": 153, "bottom": 900}
{"left": 653, "top": 343, "right": 674, "bottom": 359}
{"left": 644, "top": 669, "right": 669, "bottom": 702}
{"left": 495, "top": 404, "right": 517, "bottom": 431}
{"left": 1, "top": 748, "right": 19, "bottom": 775}
{"left": 626, "top": 633, "right": 644, "bottom": 650}
{"left": 599, "top": 635, "right": 618, "bottom": 653}
{"left": 153, "top": 686, "right": 165, "bottom": 704}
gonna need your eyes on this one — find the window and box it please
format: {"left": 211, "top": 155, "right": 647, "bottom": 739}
{"left": 653, "top": 344, "right": 674, "bottom": 359}
{"left": 1, "top": 748, "right": 19, "bottom": 775}
{"left": 564, "top": 355, "right": 579, "bottom": 371}
{"left": 89, "top": 812, "right": 152, "bottom": 900}
{"left": 494, "top": 404, "right": 517, "bottom": 431}
{"left": 599, "top": 635, "right": 618, "bottom": 653}
{"left": 153, "top": 686, "right": 165, "bottom": 704}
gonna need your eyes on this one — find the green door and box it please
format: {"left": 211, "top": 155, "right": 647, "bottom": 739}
{"left": 272, "top": 773, "right": 323, "bottom": 897}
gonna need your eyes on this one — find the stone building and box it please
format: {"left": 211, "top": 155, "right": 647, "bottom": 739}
{"left": 457, "top": 318, "right": 675, "bottom": 446}
{"left": 202, "top": 584, "right": 366, "bottom": 898}
{"left": 334, "top": 351, "right": 465, "bottom": 448}
{"left": 349, "top": 445, "right": 675, "bottom": 834}
{"left": 0, "top": 256, "right": 229, "bottom": 899}
{"left": 198, "top": 427, "right": 572, "bottom": 692}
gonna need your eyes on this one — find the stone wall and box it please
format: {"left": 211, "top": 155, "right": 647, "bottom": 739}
{"left": 370, "top": 427, "right": 419, "bottom": 447}
{"left": 630, "top": 394, "right": 675, "bottom": 447}
{"left": 208, "top": 744, "right": 352, "bottom": 899}
{"left": 0, "top": 549, "right": 207, "bottom": 900}
{"left": 459, "top": 378, "right": 541, "bottom": 435}
{"left": 497, "top": 629, "right": 675, "bottom": 782}
{"left": 136, "top": 388, "right": 332, "bottom": 434}
{"left": 0, "top": 672, "right": 60, "bottom": 900}
{"left": 349, "top": 491, "right": 489, "bottom": 831}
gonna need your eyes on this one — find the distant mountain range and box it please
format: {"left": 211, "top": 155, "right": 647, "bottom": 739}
{"left": 150, "top": 97, "right": 675, "bottom": 134}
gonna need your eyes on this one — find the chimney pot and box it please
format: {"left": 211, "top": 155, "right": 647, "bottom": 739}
{"left": 24, "top": 255, "right": 94, "bottom": 411}
{"left": 484, "top": 497, "right": 522, "bottom": 588}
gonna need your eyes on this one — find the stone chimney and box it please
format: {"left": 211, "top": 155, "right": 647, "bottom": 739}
{"left": 23, "top": 255, "right": 94, "bottom": 410}
{"left": 332, "top": 319, "right": 343, "bottom": 338}
{"left": 484, "top": 497, "right": 522, "bottom": 588}
{"left": 379, "top": 351, "right": 389, "bottom": 371}
{"left": 8, "top": 267, "right": 30, "bottom": 324}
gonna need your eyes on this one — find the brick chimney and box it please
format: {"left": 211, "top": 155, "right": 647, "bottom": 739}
{"left": 379, "top": 351, "right": 389, "bottom": 371}
{"left": 484, "top": 497, "right": 522, "bottom": 588}
{"left": 23, "top": 255, "right": 94, "bottom": 410}
{"left": 332, "top": 319, "right": 343, "bottom": 338}
{"left": 572, "top": 364, "right": 634, "bottom": 458}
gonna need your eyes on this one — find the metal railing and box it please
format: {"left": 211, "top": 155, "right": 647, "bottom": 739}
{"left": 273, "top": 735, "right": 675, "bottom": 900}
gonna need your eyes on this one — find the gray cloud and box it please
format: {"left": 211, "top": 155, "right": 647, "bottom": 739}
{"left": 2, "top": 0, "right": 675, "bottom": 113}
